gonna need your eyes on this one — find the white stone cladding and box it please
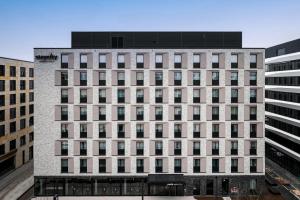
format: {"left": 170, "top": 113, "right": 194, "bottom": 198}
{"left": 34, "top": 48, "right": 265, "bottom": 177}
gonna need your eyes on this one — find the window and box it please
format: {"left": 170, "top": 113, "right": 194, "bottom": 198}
{"left": 0, "top": 65, "right": 5, "bottom": 76}
{"left": 174, "top": 106, "right": 182, "bottom": 120}
{"left": 231, "top": 54, "right": 238, "bottom": 68}
{"left": 174, "top": 54, "right": 182, "bottom": 68}
{"left": 231, "top": 89, "right": 238, "bottom": 103}
{"left": 193, "top": 72, "right": 201, "bottom": 85}
{"left": 61, "top": 159, "right": 68, "bottom": 173}
{"left": 117, "top": 72, "right": 125, "bottom": 85}
{"left": 250, "top": 107, "right": 257, "bottom": 120}
{"left": 231, "top": 72, "right": 238, "bottom": 85}
{"left": 99, "top": 159, "right": 106, "bottom": 173}
{"left": 212, "top": 159, "right": 219, "bottom": 172}
{"left": 99, "top": 141, "right": 106, "bottom": 155}
{"left": 250, "top": 124, "right": 257, "bottom": 138}
{"left": 80, "top": 72, "right": 87, "bottom": 86}
{"left": 212, "top": 124, "right": 219, "bottom": 138}
{"left": 136, "top": 72, "right": 144, "bottom": 86}
{"left": 117, "top": 159, "right": 125, "bottom": 173}
{"left": 99, "top": 54, "right": 106, "bottom": 68}
{"left": 250, "top": 141, "right": 257, "bottom": 155}
{"left": 155, "top": 72, "right": 163, "bottom": 85}
{"left": 80, "top": 107, "right": 87, "bottom": 121}
{"left": 10, "top": 122, "right": 16, "bottom": 133}
{"left": 0, "top": 80, "right": 5, "bottom": 91}
{"left": 117, "top": 107, "right": 125, "bottom": 120}
{"left": 118, "top": 54, "right": 125, "bottom": 68}
{"left": 136, "top": 159, "right": 144, "bottom": 173}
{"left": 10, "top": 108, "right": 16, "bottom": 119}
{"left": 10, "top": 139, "right": 16, "bottom": 150}
{"left": 99, "top": 72, "right": 106, "bottom": 85}
{"left": 212, "top": 89, "right": 219, "bottom": 103}
{"left": 136, "top": 89, "right": 144, "bottom": 103}
{"left": 0, "top": 95, "right": 4, "bottom": 107}
{"left": 10, "top": 94, "right": 16, "bottom": 105}
{"left": 193, "top": 141, "right": 201, "bottom": 155}
{"left": 29, "top": 80, "right": 34, "bottom": 89}
{"left": 20, "top": 119, "right": 26, "bottom": 129}
{"left": 155, "top": 141, "right": 163, "bottom": 155}
{"left": 212, "top": 71, "right": 219, "bottom": 85}
{"left": 20, "top": 80, "right": 26, "bottom": 90}
{"left": 194, "top": 159, "right": 201, "bottom": 173}
{"left": 99, "top": 124, "right": 106, "bottom": 138}
{"left": 250, "top": 71, "right": 257, "bottom": 85}
{"left": 117, "top": 141, "right": 125, "bottom": 155}
{"left": 155, "top": 159, "right": 163, "bottom": 173}
{"left": 99, "top": 89, "right": 106, "bottom": 103}
{"left": 231, "top": 159, "right": 238, "bottom": 172}
{"left": 193, "top": 106, "right": 201, "bottom": 120}
{"left": 61, "top": 72, "right": 68, "bottom": 86}
{"left": 136, "top": 54, "right": 144, "bottom": 68}
{"left": 174, "top": 141, "right": 181, "bottom": 155}
{"left": 193, "top": 54, "right": 200, "bottom": 68}
{"left": 212, "top": 141, "right": 219, "bottom": 155}
{"left": 80, "top": 54, "right": 88, "bottom": 68}
{"left": 193, "top": 123, "right": 201, "bottom": 138}
{"left": 250, "top": 159, "right": 257, "bottom": 172}
{"left": 61, "top": 141, "right": 68, "bottom": 155}
{"left": 118, "top": 124, "right": 125, "bottom": 138}
{"left": 20, "top": 67, "right": 26, "bottom": 77}
{"left": 80, "top": 141, "right": 87, "bottom": 155}
{"left": 80, "top": 159, "right": 87, "bottom": 173}
{"left": 136, "top": 124, "right": 144, "bottom": 138}
{"left": 61, "top": 89, "right": 68, "bottom": 103}
{"left": 231, "top": 106, "right": 238, "bottom": 120}
{"left": 117, "top": 89, "right": 125, "bottom": 103}
{"left": 29, "top": 104, "right": 34, "bottom": 114}
{"left": 212, "top": 106, "right": 219, "bottom": 120}
{"left": 155, "top": 54, "right": 163, "bottom": 68}
{"left": 155, "top": 124, "right": 163, "bottom": 138}
{"left": 231, "top": 124, "right": 238, "bottom": 138}
{"left": 174, "top": 159, "right": 181, "bottom": 173}
{"left": 0, "top": 110, "right": 5, "bottom": 122}
{"left": 174, "top": 89, "right": 182, "bottom": 103}
{"left": 20, "top": 93, "right": 26, "bottom": 103}
{"left": 29, "top": 68, "right": 34, "bottom": 77}
{"left": 136, "top": 107, "right": 144, "bottom": 121}
{"left": 136, "top": 142, "right": 144, "bottom": 155}
{"left": 10, "top": 66, "right": 16, "bottom": 77}
{"left": 212, "top": 54, "right": 219, "bottom": 68}
{"left": 80, "top": 124, "right": 87, "bottom": 138}
{"left": 250, "top": 54, "right": 257, "bottom": 68}
{"left": 0, "top": 125, "right": 4, "bottom": 137}
{"left": 61, "top": 106, "right": 68, "bottom": 121}
{"left": 193, "top": 89, "right": 201, "bottom": 103}
{"left": 250, "top": 179, "right": 257, "bottom": 194}
{"left": 29, "top": 116, "right": 34, "bottom": 126}
{"left": 174, "top": 72, "right": 182, "bottom": 85}
{"left": 61, "top": 124, "right": 68, "bottom": 138}
{"left": 155, "top": 107, "right": 163, "bottom": 121}
{"left": 80, "top": 89, "right": 87, "bottom": 103}
{"left": 99, "top": 106, "right": 106, "bottom": 120}
{"left": 231, "top": 141, "right": 238, "bottom": 155}
{"left": 155, "top": 89, "right": 163, "bottom": 103}
{"left": 250, "top": 89, "right": 257, "bottom": 103}
{"left": 10, "top": 80, "right": 16, "bottom": 91}
{"left": 61, "top": 54, "right": 69, "bottom": 68}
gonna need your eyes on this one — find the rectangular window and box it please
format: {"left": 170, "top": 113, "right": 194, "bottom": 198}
{"left": 174, "top": 54, "right": 182, "bottom": 68}
{"left": 193, "top": 72, "right": 201, "bottom": 85}
{"left": 0, "top": 65, "right": 5, "bottom": 76}
{"left": 29, "top": 68, "right": 34, "bottom": 77}
{"left": 10, "top": 108, "right": 16, "bottom": 119}
{"left": 212, "top": 54, "right": 219, "bottom": 68}
{"left": 61, "top": 54, "right": 69, "bottom": 68}
{"left": 118, "top": 54, "right": 125, "bottom": 68}
{"left": 174, "top": 159, "right": 181, "bottom": 173}
{"left": 231, "top": 89, "right": 238, "bottom": 103}
{"left": 20, "top": 135, "right": 26, "bottom": 146}
{"left": 212, "top": 71, "right": 219, "bottom": 85}
{"left": 0, "top": 80, "right": 4, "bottom": 91}
{"left": 10, "top": 139, "right": 16, "bottom": 150}
{"left": 20, "top": 118, "right": 26, "bottom": 129}
{"left": 61, "top": 159, "right": 68, "bottom": 173}
{"left": 80, "top": 159, "right": 87, "bottom": 173}
{"left": 155, "top": 54, "right": 163, "bottom": 68}
{"left": 80, "top": 54, "right": 88, "bottom": 68}
{"left": 10, "top": 80, "right": 16, "bottom": 91}
{"left": 136, "top": 72, "right": 144, "bottom": 85}
{"left": 20, "top": 67, "right": 26, "bottom": 77}
{"left": 117, "top": 72, "right": 125, "bottom": 85}
{"left": 0, "top": 110, "right": 5, "bottom": 122}
{"left": 136, "top": 54, "right": 144, "bottom": 68}
{"left": 80, "top": 72, "right": 87, "bottom": 86}
{"left": 10, "top": 66, "right": 16, "bottom": 77}
{"left": 10, "top": 122, "right": 16, "bottom": 133}
{"left": 231, "top": 54, "right": 238, "bottom": 68}
{"left": 193, "top": 54, "right": 200, "bottom": 68}
{"left": 0, "top": 144, "right": 5, "bottom": 155}
{"left": 20, "top": 80, "right": 26, "bottom": 90}
{"left": 250, "top": 54, "right": 257, "bottom": 68}
{"left": 99, "top": 159, "right": 106, "bottom": 173}
{"left": 231, "top": 72, "right": 238, "bottom": 85}
{"left": 0, "top": 95, "right": 4, "bottom": 107}
{"left": 99, "top": 54, "right": 106, "bottom": 68}
{"left": 61, "top": 72, "right": 68, "bottom": 86}
{"left": 0, "top": 125, "right": 5, "bottom": 137}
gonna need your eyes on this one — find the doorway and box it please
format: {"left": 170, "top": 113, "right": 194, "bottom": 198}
{"left": 222, "top": 178, "right": 229, "bottom": 195}
{"left": 206, "top": 179, "right": 214, "bottom": 195}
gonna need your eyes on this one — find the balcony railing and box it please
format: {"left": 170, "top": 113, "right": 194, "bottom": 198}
{"left": 118, "top": 63, "right": 125, "bottom": 68}
{"left": 98, "top": 115, "right": 106, "bottom": 121}
{"left": 212, "top": 80, "right": 219, "bottom": 86}
{"left": 118, "top": 97, "right": 125, "bottom": 103}
{"left": 212, "top": 97, "right": 219, "bottom": 103}
{"left": 231, "top": 80, "right": 238, "bottom": 86}
{"left": 250, "top": 97, "right": 257, "bottom": 103}
{"left": 212, "top": 114, "right": 219, "bottom": 120}
{"left": 80, "top": 63, "right": 87, "bottom": 68}
{"left": 118, "top": 115, "right": 125, "bottom": 120}
{"left": 156, "top": 63, "right": 163, "bottom": 68}
{"left": 174, "top": 63, "right": 181, "bottom": 68}
{"left": 212, "top": 131, "right": 219, "bottom": 138}
{"left": 80, "top": 97, "right": 87, "bottom": 103}
{"left": 193, "top": 62, "right": 200, "bottom": 68}
{"left": 231, "top": 97, "right": 238, "bottom": 103}
{"left": 174, "top": 80, "right": 181, "bottom": 86}
{"left": 193, "top": 115, "right": 200, "bottom": 120}
{"left": 136, "top": 114, "right": 144, "bottom": 121}
{"left": 231, "top": 63, "right": 238, "bottom": 68}
{"left": 193, "top": 80, "right": 200, "bottom": 85}
{"left": 61, "top": 97, "right": 68, "bottom": 103}
{"left": 136, "top": 63, "right": 144, "bottom": 68}
{"left": 193, "top": 97, "right": 200, "bottom": 103}
{"left": 80, "top": 80, "right": 87, "bottom": 86}
{"left": 231, "top": 114, "right": 238, "bottom": 120}
{"left": 250, "top": 114, "right": 257, "bottom": 120}
{"left": 136, "top": 80, "right": 144, "bottom": 86}
{"left": 250, "top": 80, "right": 257, "bottom": 86}
{"left": 250, "top": 63, "right": 257, "bottom": 68}
{"left": 118, "top": 80, "right": 125, "bottom": 86}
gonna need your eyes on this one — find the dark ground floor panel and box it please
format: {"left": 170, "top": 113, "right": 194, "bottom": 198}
{"left": 34, "top": 175, "right": 264, "bottom": 197}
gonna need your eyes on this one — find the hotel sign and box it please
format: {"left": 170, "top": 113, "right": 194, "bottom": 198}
{"left": 35, "top": 53, "right": 58, "bottom": 62}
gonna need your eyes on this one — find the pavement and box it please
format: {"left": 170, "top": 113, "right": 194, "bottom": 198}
{"left": 0, "top": 160, "right": 33, "bottom": 200}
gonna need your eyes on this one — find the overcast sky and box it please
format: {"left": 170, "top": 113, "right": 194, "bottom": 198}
{"left": 0, "top": 0, "right": 300, "bottom": 61}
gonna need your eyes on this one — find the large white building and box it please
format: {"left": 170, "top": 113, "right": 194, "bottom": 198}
{"left": 34, "top": 32, "right": 265, "bottom": 197}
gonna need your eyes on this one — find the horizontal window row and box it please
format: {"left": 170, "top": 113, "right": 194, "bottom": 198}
{"left": 55, "top": 70, "right": 259, "bottom": 87}
{"left": 59, "top": 122, "right": 262, "bottom": 139}
{"left": 55, "top": 139, "right": 259, "bottom": 157}
{"left": 59, "top": 157, "right": 263, "bottom": 174}
{"left": 0, "top": 105, "right": 34, "bottom": 121}
{"left": 60, "top": 53, "right": 263, "bottom": 70}
{"left": 0, "top": 93, "right": 34, "bottom": 106}
{"left": 266, "top": 76, "right": 300, "bottom": 86}
{"left": 55, "top": 105, "right": 259, "bottom": 122}
{"left": 0, "top": 117, "right": 34, "bottom": 135}
{"left": 266, "top": 59, "right": 300, "bottom": 72}
{"left": 0, "top": 65, "right": 34, "bottom": 77}
{"left": 266, "top": 103, "right": 300, "bottom": 120}
{"left": 0, "top": 80, "right": 34, "bottom": 91}
{"left": 265, "top": 116, "right": 300, "bottom": 137}
{"left": 59, "top": 87, "right": 263, "bottom": 105}
{"left": 0, "top": 133, "right": 33, "bottom": 156}
{"left": 265, "top": 90, "right": 300, "bottom": 103}
{"left": 266, "top": 130, "right": 300, "bottom": 154}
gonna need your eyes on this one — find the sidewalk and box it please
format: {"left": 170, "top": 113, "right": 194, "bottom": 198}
{"left": 0, "top": 160, "right": 33, "bottom": 199}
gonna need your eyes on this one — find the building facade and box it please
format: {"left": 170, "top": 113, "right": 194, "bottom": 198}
{"left": 34, "top": 32, "right": 265, "bottom": 197}
{"left": 265, "top": 39, "right": 300, "bottom": 178}
{"left": 0, "top": 57, "right": 34, "bottom": 176}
